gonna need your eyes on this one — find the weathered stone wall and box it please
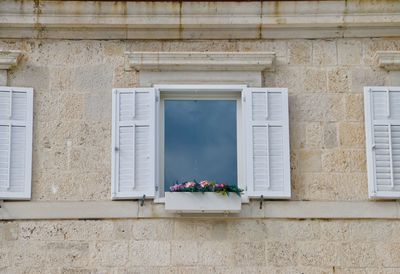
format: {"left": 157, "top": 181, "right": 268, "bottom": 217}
{"left": 0, "top": 38, "right": 396, "bottom": 201}
{"left": 1, "top": 37, "right": 400, "bottom": 272}
{"left": 1, "top": 219, "right": 400, "bottom": 273}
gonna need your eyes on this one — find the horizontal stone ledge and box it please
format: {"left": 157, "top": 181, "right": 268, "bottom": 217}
{"left": 1, "top": 1, "right": 400, "bottom": 39}
{"left": 126, "top": 52, "right": 276, "bottom": 72}
{"left": 1, "top": 200, "right": 400, "bottom": 220}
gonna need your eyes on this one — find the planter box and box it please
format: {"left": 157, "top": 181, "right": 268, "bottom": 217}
{"left": 165, "top": 192, "right": 241, "bottom": 213}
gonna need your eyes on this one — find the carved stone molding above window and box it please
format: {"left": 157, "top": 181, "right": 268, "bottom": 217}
{"left": 376, "top": 51, "right": 400, "bottom": 71}
{"left": 125, "top": 52, "right": 276, "bottom": 87}
{"left": 376, "top": 51, "right": 400, "bottom": 86}
{"left": 0, "top": 50, "right": 22, "bottom": 85}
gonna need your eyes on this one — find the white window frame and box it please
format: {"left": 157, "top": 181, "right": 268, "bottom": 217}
{"left": 364, "top": 86, "right": 400, "bottom": 199}
{"left": 154, "top": 85, "right": 248, "bottom": 203}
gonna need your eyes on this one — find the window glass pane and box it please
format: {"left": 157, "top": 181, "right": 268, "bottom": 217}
{"left": 164, "top": 100, "right": 237, "bottom": 190}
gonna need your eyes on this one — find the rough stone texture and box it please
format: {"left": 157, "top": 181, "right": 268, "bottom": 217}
{"left": 0, "top": 220, "right": 398, "bottom": 273}
{"left": 338, "top": 40, "right": 362, "bottom": 66}
{"left": 339, "top": 123, "right": 365, "bottom": 148}
{"left": 312, "top": 40, "right": 337, "bottom": 66}
{"left": 327, "top": 67, "right": 350, "bottom": 93}
{"left": 0, "top": 37, "right": 397, "bottom": 202}
{"left": 288, "top": 40, "right": 312, "bottom": 65}
{"left": 299, "top": 149, "right": 322, "bottom": 172}
{"left": 0, "top": 36, "right": 399, "bottom": 271}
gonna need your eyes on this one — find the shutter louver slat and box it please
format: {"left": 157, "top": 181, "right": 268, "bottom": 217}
{"left": 365, "top": 87, "right": 400, "bottom": 198}
{"left": 244, "top": 88, "right": 290, "bottom": 198}
{"left": 10, "top": 126, "right": 26, "bottom": 192}
{"left": 0, "top": 91, "right": 10, "bottom": 120}
{"left": 374, "top": 124, "right": 392, "bottom": 189}
{"left": 12, "top": 92, "right": 27, "bottom": 121}
{"left": 390, "top": 92, "right": 400, "bottom": 119}
{"left": 269, "top": 126, "right": 284, "bottom": 191}
{"left": 118, "top": 126, "right": 134, "bottom": 193}
{"left": 0, "top": 125, "right": 9, "bottom": 189}
{"left": 252, "top": 126, "right": 270, "bottom": 190}
{"left": 0, "top": 87, "right": 33, "bottom": 200}
{"left": 112, "top": 88, "right": 156, "bottom": 199}
{"left": 392, "top": 125, "right": 400, "bottom": 189}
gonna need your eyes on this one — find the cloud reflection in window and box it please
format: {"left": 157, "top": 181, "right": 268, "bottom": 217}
{"left": 164, "top": 100, "right": 237, "bottom": 190}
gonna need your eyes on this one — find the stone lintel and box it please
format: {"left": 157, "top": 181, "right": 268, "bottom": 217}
{"left": 376, "top": 51, "right": 400, "bottom": 71}
{"left": 0, "top": 50, "right": 22, "bottom": 70}
{"left": 126, "top": 52, "right": 275, "bottom": 87}
{"left": 126, "top": 52, "right": 276, "bottom": 72}
{"left": 0, "top": 50, "right": 23, "bottom": 85}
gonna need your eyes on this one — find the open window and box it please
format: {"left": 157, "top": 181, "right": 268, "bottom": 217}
{"left": 111, "top": 85, "right": 291, "bottom": 209}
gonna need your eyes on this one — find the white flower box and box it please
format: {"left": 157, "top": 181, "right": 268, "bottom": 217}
{"left": 165, "top": 192, "right": 242, "bottom": 213}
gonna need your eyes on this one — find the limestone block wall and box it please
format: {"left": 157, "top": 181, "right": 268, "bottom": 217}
{"left": 0, "top": 37, "right": 399, "bottom": 272}
{"left": 0, "top": 38, "right": 395, "bottom": 201}
{"left": 1, "top": 219, "right": 400, "bottom": 273}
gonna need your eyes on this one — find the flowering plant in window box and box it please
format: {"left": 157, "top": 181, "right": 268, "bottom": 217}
{"left": 165, "top": 180, "right": 243, "bottom": 213}
{"left": 169, "top": 180, "right": 244, "bottom": 196}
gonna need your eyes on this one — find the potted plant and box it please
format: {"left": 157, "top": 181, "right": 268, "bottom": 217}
{"left": 165, "top": 180, "right": 243, "bottom": 213}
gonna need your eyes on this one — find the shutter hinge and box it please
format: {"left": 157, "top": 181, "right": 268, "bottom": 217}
{"left": 140, "top": 195, "right": 146, "bottom": 207}
{"left": 242, "top": 96, "right": 246, "bottom": 102}
{"left": 114, "top": 147, "right": 119, "bottom": 152}
{"left": 155, "top": 185, "right": 159, "bottom": 191}
{"left": 371, "top": 143, "right": 376, "bottom": 150}
{"left": 155, "top": 95, "right": 159, "bottom": 102}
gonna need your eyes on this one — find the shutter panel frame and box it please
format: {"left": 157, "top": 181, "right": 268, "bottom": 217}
{"left": 0, "top": 86, "right": 33, "bottom": 200}
{"left": 112, "top": 88, "right": 156, "bottom": 200}
{"left": 364, "top": 86, "right": 400, "bottom": 199}
{"left": 243, "top": 87, "right": 291, "bottom": 199}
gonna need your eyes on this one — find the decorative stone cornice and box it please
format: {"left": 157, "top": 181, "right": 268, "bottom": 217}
{"left": 0, "top": 50, "right": 22, "bottom": 70}
{"left": 126, "top": 52, "right": 276, "bottom": 72}
{"left": 1, "top": 1, "right": 400, "bottom": 39}
{"left": 376, "top": 51, "right": 400, "bottom": 71}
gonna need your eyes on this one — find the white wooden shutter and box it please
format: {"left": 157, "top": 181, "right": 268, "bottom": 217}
{"left": 364, "top": 86, "right": 400, "bottom": 198}
{"left": 0, "top": 86, "right": 33, "bottom": 200}
{"left": 243, "top": 88, "right": 291, "bottom": 198}
{"left": 111, "top": 88, "right": 156, "bottom": 199}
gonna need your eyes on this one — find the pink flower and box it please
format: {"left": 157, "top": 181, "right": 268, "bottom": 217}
{"left": 200, "top": 180, "right": 209, "bottom": 188}
{"left": 170, "top": 184, "right": 180, "bottom": 191}
{"left": 216, "top": 183, "right": 225, "bottom": 188}
{"left": 185, "top": 181, "right": 196, "bottom": 188}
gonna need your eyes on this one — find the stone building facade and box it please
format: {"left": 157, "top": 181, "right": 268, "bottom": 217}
{"left": 1, "top": 0, "right": 400, "bottom": 273}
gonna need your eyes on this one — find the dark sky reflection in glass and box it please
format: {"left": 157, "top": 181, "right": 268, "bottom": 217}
{"left": 164, "top": 100, "right": 237, "bottom": 190}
